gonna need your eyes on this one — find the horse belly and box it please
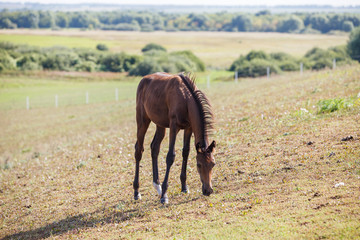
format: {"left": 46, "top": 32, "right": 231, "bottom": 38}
{"left": 144, "top": 100, "right": 189, "bottom": 129}
{"left": 144, "top": 98, "right": 170, "bottom": 128}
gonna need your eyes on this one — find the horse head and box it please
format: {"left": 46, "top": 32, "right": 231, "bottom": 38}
{"left": 196, "top": 140, "right": 216, "bottom": 196}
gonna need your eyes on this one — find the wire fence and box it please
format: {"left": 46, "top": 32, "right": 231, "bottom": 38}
{"left": 1, "top": 60, "right": 343, "bottom": 110}
{"left": 1, "top": 85, "right": 136, "bottom": 111}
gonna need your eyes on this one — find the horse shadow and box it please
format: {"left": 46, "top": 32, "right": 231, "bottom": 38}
{"left": 2, "top": 197, "right": 199, "bottom": 240}
{"left": 2, "top": 202, "right": 141, "bottom": 240}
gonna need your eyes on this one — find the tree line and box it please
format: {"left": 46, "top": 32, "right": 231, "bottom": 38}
{"left": 1, "top": 9, "right": 360, "bottom": 33}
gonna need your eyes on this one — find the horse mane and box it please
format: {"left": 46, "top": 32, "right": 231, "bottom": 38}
{"left": 178, "top": 73, "right": 214, "bottom": 146}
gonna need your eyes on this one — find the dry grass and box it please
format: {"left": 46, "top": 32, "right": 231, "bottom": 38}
{"left": 1, "top": 65, "right": 360, "bottom": 239}
{"left": 0, "top": 29, "right": 348, "bottom": 68}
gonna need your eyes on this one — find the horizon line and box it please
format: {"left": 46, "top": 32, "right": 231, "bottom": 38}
{"left": 2, "top": 2, "right": 360, "bottom": 7}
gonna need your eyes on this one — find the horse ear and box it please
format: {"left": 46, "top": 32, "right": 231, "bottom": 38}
{"left": 207, "top": 140, "right": 216, "bottom": 153}
{"left": 196, "top": 142, "right": 202, "bottom": 153}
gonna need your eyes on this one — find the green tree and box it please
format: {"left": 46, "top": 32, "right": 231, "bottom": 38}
{"left": 16, "top": 11, "right": 39, "bottom": 28}
{"left": 231, "top": 14, "right": 252, "bottom": 32}
{"left": 342, "top": 21, "right": 354, "bottom": 32}
{"left": 277, "top": 16, "right": 304, "bottom": 33}
{"left": 38, "top": 11, "right": 54, "bottom": 28}
{"left": 55, "top": 13, "right": 69, "bottom": 28}
{"left": 306, "top": 14, "right": 330, "bottom": 33}
{"left": 0, "top": 18, "right": 17, "bottom": 29}
{"left": 348, "top": 26, "right": 360, "bottom": 61}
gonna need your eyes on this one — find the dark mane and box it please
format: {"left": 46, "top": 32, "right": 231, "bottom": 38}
{"left": 178, "top": 73, "right": 214, "bottom": 146}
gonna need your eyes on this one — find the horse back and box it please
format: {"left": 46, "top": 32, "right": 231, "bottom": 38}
{"left": 136, "top": 73, "right": 191, "bottom": 129}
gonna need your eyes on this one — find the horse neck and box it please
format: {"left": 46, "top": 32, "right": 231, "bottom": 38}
{"left": 188, "top": 100, "right": 208, "bottom": 149}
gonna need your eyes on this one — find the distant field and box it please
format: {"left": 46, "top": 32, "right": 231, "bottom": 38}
{"left": 0, "top": 29, "right": 349, "bottom": 68}
{"left": 0, "top": 66, "right": 359, "bottom": 239}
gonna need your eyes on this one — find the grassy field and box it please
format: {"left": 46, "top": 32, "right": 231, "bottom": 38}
{"left": 0, "top": 65, "right": 359, "bottom": 239}
{"left": 0, "top": 29, "right": 349, "bottom": 68}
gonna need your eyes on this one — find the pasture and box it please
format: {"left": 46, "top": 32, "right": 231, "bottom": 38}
{"left": 0, "top": 30, "right": 349, "bottom": 68}
{"left": 0, "top": 64, "right": 359, "bottom": 239}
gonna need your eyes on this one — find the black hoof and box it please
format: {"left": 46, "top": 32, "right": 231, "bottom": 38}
{"left": 134, "top": 192, "right": 141, "bottom": 200}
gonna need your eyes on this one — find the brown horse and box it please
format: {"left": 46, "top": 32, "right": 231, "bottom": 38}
{"left": 133, "top": 72, "right": 216, "bottom": 204}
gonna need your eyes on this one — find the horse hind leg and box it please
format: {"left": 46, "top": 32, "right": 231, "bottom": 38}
{"left": 161, "top": 119, "right": 179, "bottom": 204}
{"left": 150, "top": 126, "right": 166, "bottom": 196}
{"left": 133, "top": 117, "right": 150, "bottom": 200}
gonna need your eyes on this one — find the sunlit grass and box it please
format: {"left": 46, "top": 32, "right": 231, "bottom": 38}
{"left": 0, "top": 65, "right": 359, "bottom": 239}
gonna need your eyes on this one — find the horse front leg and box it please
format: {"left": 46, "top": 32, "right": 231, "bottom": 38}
{"left": 180, "top": 128, "right": 192, "bottom": 193}
{"left": 161, "top": 119, "right": 179, "bottom": 204}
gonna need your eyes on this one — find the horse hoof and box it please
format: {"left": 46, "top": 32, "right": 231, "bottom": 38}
{"left": 134, "top": 192, "right": 141, "bottom": 200}
{"left": 160, "top": 197, "right": 168, "bottom": 204}
{"left": 181, "top": 186, "right": 190, "bottom": 194}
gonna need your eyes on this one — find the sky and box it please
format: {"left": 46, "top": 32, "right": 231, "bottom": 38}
{"left": 4, "top": 0, "right": 360, "bottom": 6}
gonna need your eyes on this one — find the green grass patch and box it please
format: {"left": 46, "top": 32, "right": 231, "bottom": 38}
{"left": 0, "top": 34, "right": 115, "bottom": 50}
{"left": 317, "top": 98, "right": 354, "bottom": 114}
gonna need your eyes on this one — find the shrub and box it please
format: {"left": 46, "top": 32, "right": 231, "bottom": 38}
{"left": 347, "top": 26, "right": 360, "bottom": 62}
{"left": 75, "top": 61, "right": 97, "bottom": 72}
{"left": 129, "top": 49, "right": 205, "bottom": 76}
{"left": 96, "top": 43, "right": 108, "bottom": 51}
{"left": 278, "top": 60, "right": 299, "bottom": 71}
{"left": 141, "top": 43, "right": 167, "bottom": 53}
{"left": 17, "top": 53, "right": 43, "bottom": 71}
{"left": 100, "top": 53, "right": 139, "bottom": 72}
{"left": 170, "top": 50, "right": 205, "bottom": 72}
{"left": 246, "top": 50, "right": 269, "bottom": 61}
{"left": 305, "top": 46, "right": 353, "bottom": 70}
{"left": 129, "top": 57, "right": 163, "bottom": 76}
{"left": 235, "top": 59, "right": 281, "bottom": 78}
{"left": 0, "top": 50, "right": 16, "bottom": 72}
{"left": 42, "top": 51, "right": 80, "bottom": 71}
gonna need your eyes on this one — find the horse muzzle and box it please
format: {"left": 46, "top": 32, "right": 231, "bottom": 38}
{"left": 202, "top": 185, "right": 213, "bottom": 196}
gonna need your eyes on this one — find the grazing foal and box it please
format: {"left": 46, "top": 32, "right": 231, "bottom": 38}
{"left": 133, "top": 73, "right": 216, "bottom": 204}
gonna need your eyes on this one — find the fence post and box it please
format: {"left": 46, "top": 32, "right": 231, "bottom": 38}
{"left": 235, "top": 71, "right": 238, "bottom": 83}
{"left": 267, "top": 67, "right": 270, "bottom": 79}
{"left": 207, "top": 75, "right": 210, "bottom": 89}
{"left": 333, "top": 59, "right": 336, "bottom": 70}
{"left": 115, "top": 88, "right": 119, "bottom": 101}
{"left": 55, "top": 95, "right": 58, "bottom": 108}
{"left": 300, "top": 62, "right": 303, "bottom": 75}
{"left": 86, "top": 92, "right": 89, "bottom": 104}
{"left": 26, "top": 96, "right": 29, "bottom": 110}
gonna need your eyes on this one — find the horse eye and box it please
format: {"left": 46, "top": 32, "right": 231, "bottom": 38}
{"left": 197, "top": 163, "right": 202, "bottom": 168}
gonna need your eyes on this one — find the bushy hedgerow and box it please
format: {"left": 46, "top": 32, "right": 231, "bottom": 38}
{"left": 235, "top": 59, "right": 282, "bottom": 78}
{"left": 129, "top": 45, "right": 205, "bottom": 76}
{"left": 230, "top": 46, "right": 354, "bottom": 77}
{"left": 304, "top": 45, "right": 354, "bottom": 70}
{"left": 0, "top": 42, "right": 140, "bottom": 73}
